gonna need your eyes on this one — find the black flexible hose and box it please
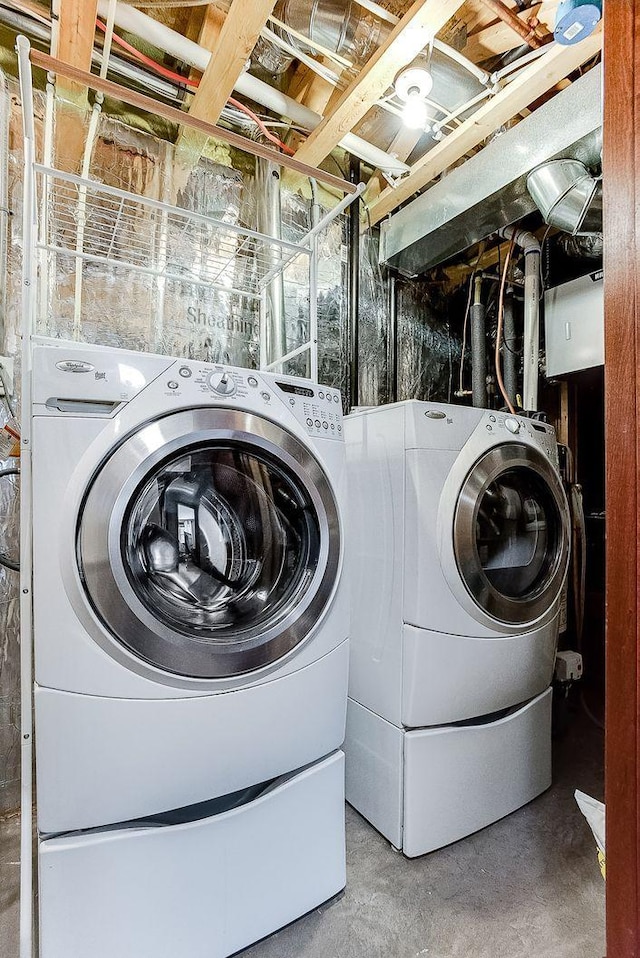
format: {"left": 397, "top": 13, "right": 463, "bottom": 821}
{"left": 0, "top": 466, "right": 19, "bottom": 571}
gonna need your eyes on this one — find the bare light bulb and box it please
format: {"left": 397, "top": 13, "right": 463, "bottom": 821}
{"left": 402, "top": 93, "right": 428, "bottom": 130}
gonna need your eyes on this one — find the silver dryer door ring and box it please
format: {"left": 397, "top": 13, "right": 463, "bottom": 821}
{"left": 453, "top": 442, "right": 569, "bottom": 626}
{"left": 77, "top": 408, "right": 341, "bottom": 678}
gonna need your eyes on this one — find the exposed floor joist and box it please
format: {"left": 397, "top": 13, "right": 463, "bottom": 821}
{"left": 52, "top": 0, "right": 99, "bottom": 172}
{"left": 184, "top": 0, "right": 277, "bottom": 127}
{"left": 293, "top": 0, "right": 467, "bottom": 168}
{"left": 54, "top": 0, "right": 98, "bottom": 86}
{"left": 177, "top": 3, "right": 225, "bottom": 156}
{"left": 368, "top": 26, "right": 602, "bottom": 225}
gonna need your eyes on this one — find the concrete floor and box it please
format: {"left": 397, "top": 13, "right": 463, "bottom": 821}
{"left": 0, "top": 709, "right": 604, "bottom": 958}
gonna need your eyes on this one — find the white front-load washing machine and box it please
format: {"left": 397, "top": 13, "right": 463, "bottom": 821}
{"left": 344, "top": 401, "right": 570, "bottom": 856}
{"left": 28, "top": 338, "right": 348, "bottom": 957}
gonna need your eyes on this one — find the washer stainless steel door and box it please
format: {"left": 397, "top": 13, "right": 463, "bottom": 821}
{"left": 453, "top": 443, "right": 569, "bottom": 625}
{"left": 78, "top": 409, "right": 340, "bottom": 677}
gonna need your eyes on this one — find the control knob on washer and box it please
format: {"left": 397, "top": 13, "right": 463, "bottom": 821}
{"left": 504, "top": 416, "right": 521, "bottom": 434}
{"left": 208, "top": 371, "right": 237, "bottom": 396}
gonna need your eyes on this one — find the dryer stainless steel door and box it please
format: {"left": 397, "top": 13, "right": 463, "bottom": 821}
{"left": 78, "top": 409, "right": 340, "bottom": 677}
{"left": 453, "top": 443, "right": 569, "bottom": 625}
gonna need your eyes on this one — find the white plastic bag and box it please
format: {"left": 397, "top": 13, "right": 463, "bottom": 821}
{"left": 575, "top": 789, "right": 605, "bottom": 878}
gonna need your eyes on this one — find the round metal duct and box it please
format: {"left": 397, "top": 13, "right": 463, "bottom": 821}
{"left": 526, "top": 158, "right": 598, "bottom": 234}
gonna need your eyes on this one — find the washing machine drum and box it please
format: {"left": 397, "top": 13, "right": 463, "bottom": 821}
{"left": 77, "top": 408, "right": 341, "bottom": 678}
{"left": 453, "top": 442, "right": 569, "bottom": 626}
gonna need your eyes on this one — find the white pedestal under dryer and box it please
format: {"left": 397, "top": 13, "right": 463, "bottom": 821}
{"left": 344, "top": 401, "right": 570, "bottom": 856}
{"left": 27, "top": 339, "right": 349, "bottom": 957}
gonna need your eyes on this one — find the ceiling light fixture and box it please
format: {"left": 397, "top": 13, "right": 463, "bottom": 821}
{"left": 402, "top": 92, "right": 429, "bottom": 130}
{"left": 394, "top": 63, "right": 433, "bottom": 131}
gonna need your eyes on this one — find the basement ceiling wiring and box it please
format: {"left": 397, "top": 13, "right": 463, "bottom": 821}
{"left": 95, "top": 17, "right": 296, "bottom": 155}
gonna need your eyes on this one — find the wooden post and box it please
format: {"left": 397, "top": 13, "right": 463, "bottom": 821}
{"left": 603, "top": 3, "right": 640, "bottom": 955}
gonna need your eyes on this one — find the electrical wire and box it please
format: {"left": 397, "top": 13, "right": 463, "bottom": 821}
{"left": 95, "top": 18, "right": 296, "bottom": 155}
{"left": 228, "top": 97, "right": 295, "bottom": 155}
{"left": 95, "top": 18, "right": 195, "bottom": 86}
{"left": 495, "top": 232, "right": 517, "bottom": 415}
{"left": 539, "top": 222, "right": 552, "bottom": 296}
{"left": 0, "top": 466, "right": 19, "bottom": 571}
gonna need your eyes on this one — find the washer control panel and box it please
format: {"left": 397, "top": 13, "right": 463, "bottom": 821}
{"left": 207, "top": 370, "right": 237, "bottom": 396}
{"left": 159, "top": 361, "right": 344, "bottom": 441}
{"left": 274, "top": 379, "right": 343, "bottom": 440}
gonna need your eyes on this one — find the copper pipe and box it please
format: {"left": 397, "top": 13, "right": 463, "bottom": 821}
{"left": 480, "top": 0, "right": 545, "bottom": 49}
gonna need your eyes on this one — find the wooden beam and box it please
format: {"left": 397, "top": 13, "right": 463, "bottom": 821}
{"left": 30, "top": 49, "right": 357, "bottom": 196}
{"left": 293, "top": 0, "right": 466, "bottom": 168}
{"left": 53, "top": 0, "right": 98, "bottom": 172}
{"left": 54, "top": 0, "right": 98, "bottom": 83}
{"left": 288, "top": 61, "right": 336, "bottom": 116}
{"left": 603, "top": 4, "right": 640, "bottom": 956}
{"left": 176, "top": 3, "right": 226, "bottom": 167}
{"left": 464, "top": 1, "right": 559, "bottom": 60}
{"left": 185, "top": 0, "right": 277, "bottom": 127}
{"left": 197, "top": 3, "right": 226, "bottom": 51}
{"left": 368, "top": 27, "right": 602, "bottom": 225}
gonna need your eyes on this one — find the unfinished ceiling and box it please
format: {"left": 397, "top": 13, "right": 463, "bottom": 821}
{"left": 1, "top": 0, "right": 602, "bottom": 226}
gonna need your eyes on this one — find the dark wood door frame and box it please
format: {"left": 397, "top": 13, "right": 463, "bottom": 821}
{"left": 603, "top": 5, "right": 640, "bottom": 955}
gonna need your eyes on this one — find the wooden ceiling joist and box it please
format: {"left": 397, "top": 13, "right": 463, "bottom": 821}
{"left": 186, "top": 3, "right": 225, "bottom": 54}
{"left": 54, "top": 0, "right": 98, "bottom": 100}
{"left": 184, "top": 0, "right": 277, "bottom": 127}
{"left": 368, "top": 25, "right": 602, "bottom": 225}
{"left": 52, "top": 0, "right": 99, "bottom": 173}
{"left": 293, "top": 0, "right": 467, "bottom": 169}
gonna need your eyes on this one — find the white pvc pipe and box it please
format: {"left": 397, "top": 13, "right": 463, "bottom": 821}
{"left": 492, "top": 45, "right": 548, "bottom": 83}
{"left": 96, "top": 0, "right": 410, "bottom": 175}
{"left": 433, "top": 40, "right": 490, "bottom": 87}
{"left": 16, "top": 36, "right": 34, "bottom": 958}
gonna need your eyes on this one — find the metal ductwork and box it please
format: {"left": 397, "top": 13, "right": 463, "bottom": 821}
{"left": 379, "top": 65, "right": 602, "bottom": 276}
{"left": 526, "top": 158, "right": 600, "bottom": 234}
{"left": 252, "top": 0, "right": 486, "bottom": 150}
{"left": 253, "top": 0, "right": 383, "bottom": 74}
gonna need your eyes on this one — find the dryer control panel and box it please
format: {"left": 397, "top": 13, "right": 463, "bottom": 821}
{"left": 483, "top": 412, "right": 557, "bottom": 462}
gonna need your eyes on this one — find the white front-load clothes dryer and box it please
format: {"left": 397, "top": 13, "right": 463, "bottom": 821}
{"left": 343, "top": 401, "right": 569, "bottom": 856}
{"left": 29, "top": 339, "right": 348, "bottom": 958}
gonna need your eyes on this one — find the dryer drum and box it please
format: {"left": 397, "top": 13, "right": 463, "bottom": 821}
{"left": 77, "top": 408, "right": 341, "bottom": 678}
{"left": 453, "top": 442, "right": 570, "bottom": 626}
